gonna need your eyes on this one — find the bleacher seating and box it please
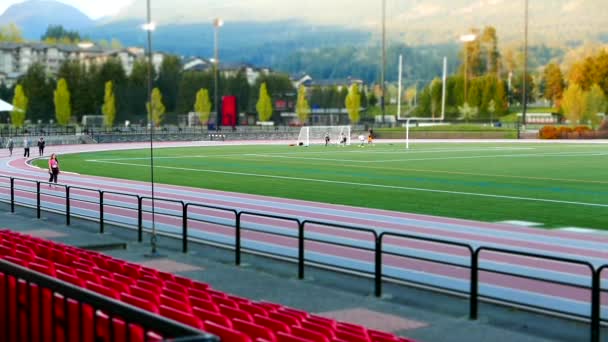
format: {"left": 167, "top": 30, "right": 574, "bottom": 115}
{"left": 0, "top": 230, "right": 417, "bottom": 342}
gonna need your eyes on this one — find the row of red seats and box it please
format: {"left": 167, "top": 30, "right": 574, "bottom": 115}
{"left": 0, "top": 230, "right": 416, "bottom": 342}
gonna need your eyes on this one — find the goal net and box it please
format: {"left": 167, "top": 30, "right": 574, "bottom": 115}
{"left": 297, "top": 126, "right": 351, "bottom": 146}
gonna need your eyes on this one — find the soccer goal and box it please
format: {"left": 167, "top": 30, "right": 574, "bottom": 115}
{"left": 297, "top": 126, "right": 351, "bottom": 146}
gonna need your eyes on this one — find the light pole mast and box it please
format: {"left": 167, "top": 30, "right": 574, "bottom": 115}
{"left": 145, "top": 0, "right": 159, "bottom": 256}
{"left": 522, "top": 0, "right": 529, "bottom": 126}
{"left": 213, "top": 18, "right": 223, "bottom": 131}
{"left": 380, "top": 0, "right": 386, "bottom": 121}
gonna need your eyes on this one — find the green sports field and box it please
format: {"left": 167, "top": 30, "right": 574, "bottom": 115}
{"left": 35, "top": 143, "right": 608, "bottom": 230}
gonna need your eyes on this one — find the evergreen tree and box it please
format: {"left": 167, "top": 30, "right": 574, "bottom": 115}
{"left": 20, "top": 63, "right": 53, "bottom": 123}
{"left": 54, "top": 78, "right": 72, "bottom": 126}
{"left": 157, "top": 55, "right": 182, "bottom": 113}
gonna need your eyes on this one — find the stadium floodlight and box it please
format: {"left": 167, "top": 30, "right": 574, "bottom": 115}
{"left": 77, "top": 41, "right": 94, "bottom": 49}
{"left": 297, "top": 126, "right": 351, "bottom": 147}
{"left": 459, "top": 34, "right": 477, "bottom": 42}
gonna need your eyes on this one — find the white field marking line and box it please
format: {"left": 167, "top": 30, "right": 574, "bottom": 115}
{"left": 85, "top": 146, "right": 537, "bottom": 162}
{"left": 243, "top": 151, "right": 608, "bottom": 163}
{"left": 86, "top": 160, "right": 608, "bottom": 209}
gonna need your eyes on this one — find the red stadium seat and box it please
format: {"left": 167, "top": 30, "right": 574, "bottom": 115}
{"left": 129, "top": 286, "right": 160, "bottom": 305}
{"left": 56, "top": 270, "right": 85, "bottom": 287}
{"left": 189, "top": 288, "right": 212, "bottom": 301}
{"left": 239, "top": 302, "right": 269, "bottom": 317}
{"left": 220, "top": 304, "right": 254, "bottom": 322}
{"left": 254, "top": 314, "right": 292, "bottom": 334}
{"left": 54, "top": 262, "right": 76, "bottom": 275}
{"left": 101, "top": 276, "right": 130, "bottom": 294}
{"left": 301, "top": 321, "right": 336, "bottom": 340}
{"left": 159, "top": 305, "right": 205, "bottom": 329}
{"left": 162, "top": 288, "right": 189, "bottom": 303}
{"left": 76, "top": 269, "right": 101, "bottom": 284}
{"left": 121, "top": 292, "right": 159, "bottom": 313}
{"left": 157, "top": 271, "right": 175, "bottom": 282}
{"left": 280, "top": 307, "right": 309, "bottom": 320}
{"left": 85, "top": 281, "right": 120, "bottom": 299}
{"left": 203, "top": 320, "right": 252, "bottom": 342}
{"left": 174, "top": 275, "right": 194, "bottom": 287}
{"left": 28, "top": 262, "right": 56, "bottom": 276}
{"left": 192, "top": 307, "right": 233, "bottom": 328}
{"left": 123, "top": 264, "right": 142, "bottom": 278}
{"left": 190, "top": 297, "right": 220, "bottom": 313}
{"left": 291, "top": 326, "right": 331, "bottom": 342}
{"left": 277, "top": 332, "right": 315, "bottom": 342}
{"left": 136, "top": 279, "right": 161, "bottom": 292}
{"left": 113, "top": 272, "right": 136, "bottom": 286}
{"left": 269, "top": 311, "right": 301, "bottom": 327}
{"left": 164, "top": 280, "right": 187, "bottom": 294}
{"left": 213, "top": 295, "right": 239, "bottom": 308}
{"left": 160, "top": 295, "right": 191, "bottom": 312}
{"left": 233, "top": 318, "right": 278, "bottom": 342}
{"left": 141, "top": 275, "right": 164, "bottom": 287}
{"left": 334, "top": 329, "right": 370, "bottom": 342}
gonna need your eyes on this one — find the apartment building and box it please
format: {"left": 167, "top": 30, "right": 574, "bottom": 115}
{"left": 0, "top": 42, "right": 163, "bottom": 87}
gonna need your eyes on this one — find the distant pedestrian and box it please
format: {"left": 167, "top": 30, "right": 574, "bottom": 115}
{"left": 48, "top": 153, "right": 59, "bottom": 186}
{"left": 37, "top": 137, "right": 45, "bottom": 156}
{"left": 23, "top": 138, "right": 30, "bottom": 158}
{"left": 6, "top": 138, "right": 14, "bottom": 156}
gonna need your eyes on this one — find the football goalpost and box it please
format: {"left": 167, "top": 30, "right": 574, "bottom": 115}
{"left": 399, "top": 55, "right": 448, "bottom": 149}
{"left": 297, "top": 125, "right": 351, "bottom": 146}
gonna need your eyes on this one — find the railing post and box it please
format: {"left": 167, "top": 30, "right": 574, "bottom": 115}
{"left": 36, "top": 182, "right": 41, "bottom": 219}
{"left": 235, "top": 212, "right": 241, "bottom": 266}
{"left": 99, "top": 191, "right": 104, "bottom": 234}
{"left": 591, "top": 269, "right": 601, "bottom": 342}
{"left": 374, "top": 234, "right": 382, "bottom": 297}
{"left": 10, "top": 178, "right": 14, "bottom": 213}
{"left": 65, "top": 186, "right": 70, "bottom": 226}
{"left": 470, "top": 249, "right": 479, "bottom": 320}
{"left": 182, "top": 203, "right": 188, "bottom": 253}
{"left": 137, "top": 196, "right": 143, "bottom": 242}
{"left": 298, "top": 221, "right": 304, "bottom": 279}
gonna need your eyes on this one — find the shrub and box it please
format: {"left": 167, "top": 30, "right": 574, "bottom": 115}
{"left": 539, "top": 125, "right": 558, "bottom": 139}
{"left": 599, "top": 118, "right": 608, "bottom": 131}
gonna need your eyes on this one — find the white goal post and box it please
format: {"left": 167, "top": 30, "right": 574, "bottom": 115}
{"left": 297, "top": 126, "right": 351, "bottom": 146}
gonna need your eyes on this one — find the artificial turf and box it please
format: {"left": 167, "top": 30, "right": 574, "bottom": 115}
{"left": 34, "top": 142, "right": 608, "bottom": 230}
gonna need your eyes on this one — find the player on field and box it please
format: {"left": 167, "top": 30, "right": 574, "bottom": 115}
{"left": 325, "top": 132, "right": 330, "bottom": 146}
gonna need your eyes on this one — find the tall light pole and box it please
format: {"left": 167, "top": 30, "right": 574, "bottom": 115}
{"left": 460, "top": 34, "right": 477, "bottom": 105}
{"left": 213, "top": 18, "right": 223, "bottom": 131}
{"left": 522, "top": 0, "right": 529, "bottom": 126}
{"left": 380, "top": 0, "right": 386, "bottom": 121}
{"left": 143, "top": 0, "right": 160, "bottom": 256}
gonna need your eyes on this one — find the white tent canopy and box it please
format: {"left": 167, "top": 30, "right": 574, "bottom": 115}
{"left": 0, "top": 99, "right": 14, "bottom": 112}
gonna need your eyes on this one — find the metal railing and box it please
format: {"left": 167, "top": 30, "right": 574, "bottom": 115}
{"left": 0, "top": 174, "right": 605, "bottom": 342}
{"left": 0, "top": 259, "right": 217, "bottom": 342}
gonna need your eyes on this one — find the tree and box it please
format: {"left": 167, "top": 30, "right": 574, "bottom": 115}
{"left": 295, "top": 85, "right": 310, "bottom": 124}
{"left": 20, "top": 63, "right": 53, "bottom": 123}
{"left": 543, "top": 63, "right": 564, "bottom": 106}
{"left": 405, "top": 85, "right": 417, "bottom": 107}
{"left": 102, "top": 81, "right": 116, "bottom": 127}
{"left": 429, "top": 78, "right": 442, "bottom": 119}
{"left": 480, "top": 75, "right": 497, "bottom": 117}
{"left": 58, "top": 60, "right": 91, "bottom": 120}
{"left": 256, "top": 83, "right": 273, "bottom": 122}
{"left": 480, "top": 26, "right": 499, "bottom": 75}
{"left": 494, "top": 79, "right": 508, "bottom": 116}
{"left": 41, "top": 25, "right": 80, "bottom": 44}
{"left": 585, "top": 84, "right": 607, "bottom": 126}
{"left": 226, "top": 70, "right": 251, "bottom": 113}
{"left": 0, "top": 24, "right": 24, "bottom": 43}
{"left": 146, "top": 88, "right": 166, "bottom": 126}
{"left": 54, "top": 78, "right": 72, "bottom": 126}
{"left": 127, "top": 59, "right": 154, "bottom": 116}
{"left": 345, "top": 84, "right": 361, "bottom": 123}
{"left": 194, "top": 88, "right": 212, "bottom": 124}
{"left": 467, "top": 78, "right": 483, "bottom": 108}
{"left": 458, "top": 102, "right": 478, "bottom": 123}
{"left": 11, "top": 85, "right": 27, "bottom": 128}
{"left": 157, "top": 55, "right": 182, "bottom": 113}
{"left": 176, "top": 71, "right": 213, "bottom": 114}
{"left": 561, "top": 83, "right": 587, "bottom": 124}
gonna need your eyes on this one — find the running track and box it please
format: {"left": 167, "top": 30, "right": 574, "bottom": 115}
{"left": 1, "top": 140, "right": 608, "bottom": 319}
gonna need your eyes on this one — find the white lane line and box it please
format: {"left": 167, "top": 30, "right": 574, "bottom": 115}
{"left": 86, "top": 160, "right": 608, "bottom": 209}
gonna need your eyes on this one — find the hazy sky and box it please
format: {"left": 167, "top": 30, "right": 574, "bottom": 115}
{"left": 0, "top": 0, "right": 134, "bottom": 19}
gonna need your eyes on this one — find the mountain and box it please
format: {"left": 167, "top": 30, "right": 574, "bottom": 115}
{"left": 108, "top": 0, "right": 608, "bottom": 45}
{"left": 0, "top": 0, "right": 94, "bottom": 40}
